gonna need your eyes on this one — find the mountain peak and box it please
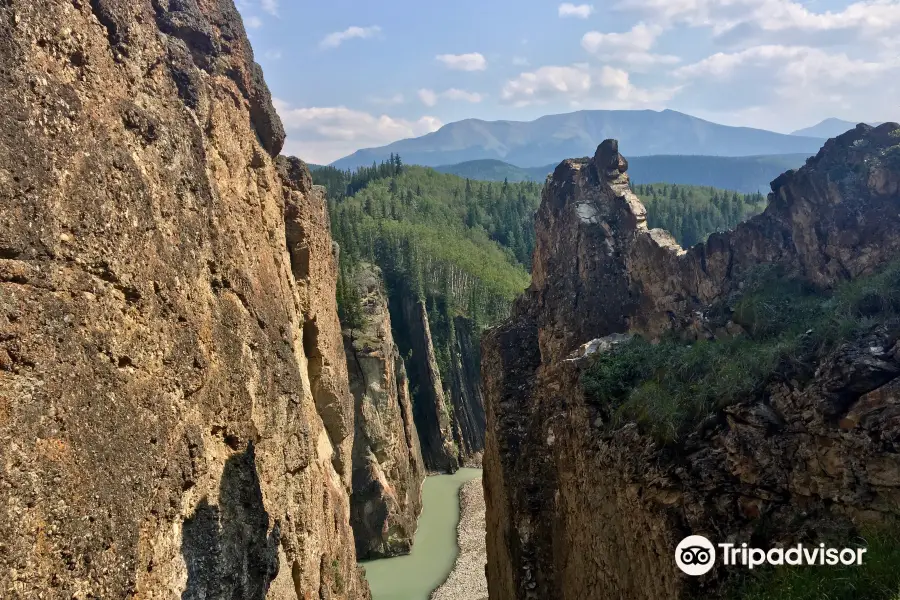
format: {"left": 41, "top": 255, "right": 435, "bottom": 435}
{"left": 791, "top": 118, "right": 883, "bottom": 138}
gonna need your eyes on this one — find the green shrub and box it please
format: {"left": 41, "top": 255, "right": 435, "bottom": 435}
{"left": 725, "top": 525, "right": 900, "bottom": 600}
{"left": 582, "top": 261, "right": 900, "bottom": 443}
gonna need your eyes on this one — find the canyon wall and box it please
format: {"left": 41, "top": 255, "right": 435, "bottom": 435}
{"left": 483, "top": 126, "right": 900, "bottom": 599}
{"left": 396, "top": 292, "right": 460, "bottom": 473}
{"left": 0, "top": 1, "right": 366, "bottom": 598}
{"left": 344, "top": 263, "right": 426, "bottom": 559}
{"left": 447, "top": 316, "right": 486, "bottom": 465}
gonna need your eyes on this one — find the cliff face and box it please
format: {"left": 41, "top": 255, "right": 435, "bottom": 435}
{"left": 484, "top": 125, "right": 900, "bottom": 599}
{"left": 344, "top": 264, "right": 426, "bottom": 559}
{"left": 0, "top": 2, "right": 365, "bottom": 598}
{"left": 397, "top": 292, "right": 459, "bottom": 473}
{"left": 447, "top": 316, "right": 486, "bottom": 465}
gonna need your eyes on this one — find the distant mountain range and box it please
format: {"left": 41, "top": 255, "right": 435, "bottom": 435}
{"left": 331, "top": 109, "right": 826, "bottom": 170}
{"left": 435, "top": 154, "right": 811, "bottom": 194}
{"left": 791, "top": 118, "right": 883, "bottom": 139}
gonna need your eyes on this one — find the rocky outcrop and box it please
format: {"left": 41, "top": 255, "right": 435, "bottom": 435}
{"left": 397, "top": 292, "right": 459, "bottom": 473}
{"left": 344, "top": 263, "right": 426, "bottom": 559}
{"left": 0, "top": 2, "right": 365, "bottom": 598}
{"left": 484, "top": 126, "right": 900, "bottom": 599}
{"left": 447, "top": 316, "right": 486, "bottom": 465}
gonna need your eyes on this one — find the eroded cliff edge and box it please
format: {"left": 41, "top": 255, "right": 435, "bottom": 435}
{"left": 0, "top": 1, "right": 366, "bottom": 598}
{"left": 483, "top": 126, "right": 900, "bottom": 599}
{"left": 344, "top": 263, "right": 426, "bottom": 559}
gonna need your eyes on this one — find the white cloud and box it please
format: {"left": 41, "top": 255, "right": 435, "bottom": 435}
{"left": 436, "top": 53, "right": 488, "bottom": 71}
{"left": 418, "top": 88, "right": 484, "bottom": 107}
{"left": 274, "top": 99, "right": 443, "bottom": 164}
{"left": 501, "top": 63, "right": 676, "bottom": 108}
{"left": 616, "top": 0, "right": 900, "bottom": 40}
{"left": 418, "top": 89, "right": 438, "bottom": 107}
{"left": 512, "top": 56, "right": 530, "bottom": 66}
{"left": 581, "top": 22, "right": 680, "bottom": 69}
{"left": 320, "top": 26, "right": 382, "bottom": 50}
{"left": 559, "top": 3, "right": 595, "bottom": 18}
{"left": 671, "top": 45, "right": 900, "bottom": 132}
{"left": 245, "top": 15, "right": 263, "bottom": 29}
{"left": 260, "top": 0, "right": 278, "bottom": 16}
{"left": 675, "top": 45, "right": 896, "bottom": 81}
{"left": 502, "top": 64, "right": 593, "bottom": 106}
{"left": 264, "top": 49, "right": 282, "bottom": 60}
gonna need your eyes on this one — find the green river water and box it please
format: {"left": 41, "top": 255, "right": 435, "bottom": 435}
{"left": 362, "top": 468, "right": 483, "bottom": 600}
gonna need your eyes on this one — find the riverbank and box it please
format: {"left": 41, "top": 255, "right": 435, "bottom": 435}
{"left": 431, "top": 478, "right": 488, "bottom": 600}
{"left": 363, "top": 468, "right": 482, "bottom": 599}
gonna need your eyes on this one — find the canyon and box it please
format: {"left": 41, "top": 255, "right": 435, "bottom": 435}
{"left": 5, "top": 2, "right": 899, "bottom": 600}
{"left": 483, "top": 126, "right": 900, "bottom": 599}
{"left": 0, "top": 3, "right": 487, "bottom": 598}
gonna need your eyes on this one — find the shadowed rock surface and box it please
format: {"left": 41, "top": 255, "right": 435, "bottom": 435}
{"left": 483, "top": 126, "right": 900, "bottom": 599}
{"left": 447, "top": 316, "right": 486, "bottom": 466}
{"left": 0, "top": 1, "right": 366, "bottom": 597}
{"left": 344, "top": 263, "right": 426, "bottom": 559}
{"left": 396, "top": 292, "right": 460, "bottom": 473}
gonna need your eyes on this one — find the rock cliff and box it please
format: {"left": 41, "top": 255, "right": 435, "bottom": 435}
{"left": 344, "top": 263, "right": 426, "bottom": 559}
{"left": 0, "top": 1, "right": 366, "bottom": 598}
{"left": 447, "top": 316, "right": 486, "bottom": 465}
{"left": 395, "top": 292, "right": 460, "bottom": 473}
{"left": 483, "top": 125, "right": 900, "bottom": 599}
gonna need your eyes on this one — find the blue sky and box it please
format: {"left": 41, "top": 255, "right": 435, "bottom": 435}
{"left": 235, "top": 0, "right": 900, "bottom": 164}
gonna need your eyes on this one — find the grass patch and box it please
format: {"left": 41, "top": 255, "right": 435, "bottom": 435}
{"left": 723, "top": 526, "right": 900, "bottom": 600}
{"left": 582, "top": 262, "right": 900, "bottom": 443}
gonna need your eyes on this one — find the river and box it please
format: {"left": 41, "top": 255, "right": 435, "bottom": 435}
{"left": 362, "top": 468, "right": 483, "bottom": 600}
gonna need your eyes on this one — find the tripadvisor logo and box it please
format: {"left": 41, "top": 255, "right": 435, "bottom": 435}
{"left": 675, "top": 535, "right": 867, "bottom": 576}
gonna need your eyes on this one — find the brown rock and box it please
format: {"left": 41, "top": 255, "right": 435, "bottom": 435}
{"left": 484, "top": 127, "right": 900, "bottom": 600}
{"left": 399, "top": 292, "right": 459, "bottom": 473}
{"left": 344, "top": 263, "right": 426, "bottom": 559}
{"left": 0, "top": 2, "right": 366, "bottom": 598}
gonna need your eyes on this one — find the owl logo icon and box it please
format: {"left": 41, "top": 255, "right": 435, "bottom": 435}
{"left": 676, "top": 535, "right": 716, "bottom": 576}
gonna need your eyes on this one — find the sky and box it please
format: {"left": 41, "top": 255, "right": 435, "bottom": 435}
{"left": 234, "top": 0, "right": 900, "bottom": 164}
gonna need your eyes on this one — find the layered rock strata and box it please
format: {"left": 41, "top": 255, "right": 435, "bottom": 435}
{"left": 0, "top": 1, "right": 365, "bottom": 597}
{"left": 398, "top": 293, "right": 459, "bottom": 473}
{"left": 344, "top": 263, "right": 426, "bottom": 559}
{"left": 483, "top": 126, "right": 900, "bottom": 599}
{"left": 447, "top": 316, "right": 486, "bottom": 465}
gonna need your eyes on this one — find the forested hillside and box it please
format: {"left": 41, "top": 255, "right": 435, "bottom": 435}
{"left": 437, "top": 154, "right": 807, "bottom": 193}
{"left": 315, "top": 159, "right": 542, "bottom": 329}
{"left": 315, "top": 160, "right": 770, "bottom": 323}
{"left": 634, "top": 183, "right": 768, "bottom": 248}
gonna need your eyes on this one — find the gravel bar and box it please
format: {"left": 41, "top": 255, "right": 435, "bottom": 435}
{"left": 431, "top": 477, "right": 488, "bottom": 600}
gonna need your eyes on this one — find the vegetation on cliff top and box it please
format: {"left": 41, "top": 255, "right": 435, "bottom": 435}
{"left": 634, "top": 183, "right": 768, "bottom": 248}
{"left": 583, "top": 261, "right": 900, "bottom": 444}
{"left": 725, "top": 525, "right": 900, "bottom": 600}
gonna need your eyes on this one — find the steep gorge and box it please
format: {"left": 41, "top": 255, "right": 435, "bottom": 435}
{"left": 344, "top": 264, "right": 426, "bottom": 559}
{"left": 483, "top": 126, "right": 900, "bottom": 599}
{"left": 0, "top": 1, "right": 367, "bottom": 597}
